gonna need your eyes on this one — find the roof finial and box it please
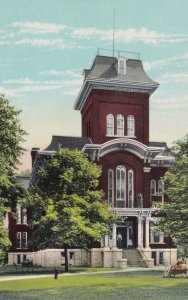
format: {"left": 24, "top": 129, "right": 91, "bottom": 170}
{"left": 113, "top": 9, "right": 115, "bottom": 57}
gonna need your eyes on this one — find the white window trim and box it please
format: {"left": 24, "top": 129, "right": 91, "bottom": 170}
{"left": 128, "top": 169, "right": 134, "bottom": 208}
{"left": 158, "top": 179, "right": 164, "bottom": 195}
{"left": 150, "top": 179, "right": 156, "bottom": 195}
{"left": 16, "top": 204, "right": 22, "bottom": 224}
{"left": 127, "top": 115, "right": 135, "bottom": 137}
{"left": 106, "top": 113, "right": 114, "bottom": 136}
{"left": 22, "top": 232, "right": 28, "bottom": 249}
{"left": 117, "top": 114, "right": 124, "bottom": 136}
{"left": 118, "top": 58, "right": 126, "bottom": 75}
{"left": 108, "top": 169, "right": 114, "bottom": 207}
{"left": 116, "top": 166, "right": 126, "bottom": 207}
{"left": 16, "top": 232, "right": 21, "bottom": 248}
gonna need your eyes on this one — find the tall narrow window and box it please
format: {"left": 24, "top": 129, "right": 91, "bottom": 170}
{"left": 22, "top": 232, "right": 28, "bottom": 248}
{"left": 128, "top": 170, "right": 134, "bottom": 208}
{"left": 117, "top": 114, "right": 124, "bottom": 136}
{"left": 16, "top": 205, "right": 27, "bottom": 224}
{"left": 150, "top": 180, "right": 156, "bottom": 195}
{"left": 127, "top": 115, "right": 135, "bottom": 137}
{"left": 16, "top": 204, "right": 21, "bottom": 224}
{"left": 118, "top": 58, "right": 126, "bottom": 75}
{"left": 108, "top": 169, "right": 114, "bottom": 206}
{"left": 116, "top": 166, "right": 126, "bottom": 208}
{"left": 106, "top": 114, "right": 114, "bottom": 136}
{"left": 158, "top": 180, "right": 164, "bottom": 195}
{"left": 16, "top": 232, "right": 21, "bottom": 248}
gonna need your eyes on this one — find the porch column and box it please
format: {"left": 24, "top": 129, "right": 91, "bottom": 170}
{"left": 104, "top": 234, "right": 109, "bottom": 248}
{"left": 112, "top": 224, "right": 117, "bottom": 248}
{"left": 145, "top": 217, "right": 150, "bottom": 248}
{"left": 137, "top": 217, "right": 143, "bottom": 248}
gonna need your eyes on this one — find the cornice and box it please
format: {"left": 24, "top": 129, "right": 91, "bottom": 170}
{"left": 74, "top": 78, "right": 159, "bottom": 111}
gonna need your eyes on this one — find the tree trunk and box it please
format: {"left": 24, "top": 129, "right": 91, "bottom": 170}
{"left": 64, "top": 247, "right": 69, "bottom": 272}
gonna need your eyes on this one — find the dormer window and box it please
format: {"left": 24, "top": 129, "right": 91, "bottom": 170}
{"left": 118, "top": 58, "right": 126, "bottom": 75}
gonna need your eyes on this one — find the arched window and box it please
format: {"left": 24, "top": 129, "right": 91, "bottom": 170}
{"left": 127, "top": 115, "right": 135, "bottom": 137}
{"left": 116, "top": 166, "right": 126, "bottom": 208}
{"left": 106, "top": 114, "right": 114, "bottom": 136}
{"left": 150, "top": 180, "right": 156, "bottom": 195}
{"left": 117, "top": 114, "right": 124, "bottom": 136}
{"left": 128, "top": 170, "right": 134, "bottom": 208}
{"left": 108, "top": 169, "right": 114, "bottom": 206}
{"left": 158, "top": 180, "right": 164, "bottom": 195}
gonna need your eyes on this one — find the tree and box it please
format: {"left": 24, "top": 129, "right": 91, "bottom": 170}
{"left": 0, "top": 96, "right": 26, "bottom": 251}
{"left": 155, "top": 135, "right": 188, "bottom": 255}
{"left": 27, "top": 149, "right": 115, "bottom": 271}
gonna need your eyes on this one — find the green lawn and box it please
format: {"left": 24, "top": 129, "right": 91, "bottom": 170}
{"left": 0, "top": 271, "right": 188, "bottom": 300}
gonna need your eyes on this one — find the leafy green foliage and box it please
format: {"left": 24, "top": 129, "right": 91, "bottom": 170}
{"left": 0, "top": 96, "right": 26, "bottom": 250}
{"left": 155, "top": 135, "right": 188, "bottom": 251}
{"left": 28, "top": 149, "right": 114, "bottom": 250}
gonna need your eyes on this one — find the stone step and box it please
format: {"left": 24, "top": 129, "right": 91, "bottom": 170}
{"left": 122, "top": 249, "right": 147, "bottom": 268}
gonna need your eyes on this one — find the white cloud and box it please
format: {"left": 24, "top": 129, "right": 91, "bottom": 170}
{"left": 10, "top": 22, "right": 66, "bottom": 34}
{"left": 13, "top": 38, "right": 81, "bottom": 49}
{"left": 184, "top": 52, "right": 188, "bottom": 60}
{"left": 0, "top": 86, "right": 24, "bottom": 98}
{"left": 0, "top": 41, "right": 11, "bottom": 45}
{"left": 151, "top": 96, "right": 188, "bottom": 110}
{"left": 39, "top": 68, "right": 82, "bottom": 78}
{"left": 143, "top": 55, "right": 184, "bottom": 72}
{"left": 1, "top": 77, "right": 82, "bottom": 98}
{"left": 3, "top": 78, "right": 34, "bottom": 84}
{"left": 15, "top": 38, "right": 51, "bottom": 46}
{"left": 63, "top": 88, "right": 80, "bottom": 96}
{"left": 160, "top": 72, "right": 188, "bottom": 83}
{"left": 72, "top": 27, "right": 105, "bottom": 39}
{"left": 73, "top": 26, "right": 188, "bottom": 45}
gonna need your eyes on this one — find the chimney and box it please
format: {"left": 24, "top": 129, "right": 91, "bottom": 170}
{"left": 31, "top": 147, "right": 40, "bottom": 167}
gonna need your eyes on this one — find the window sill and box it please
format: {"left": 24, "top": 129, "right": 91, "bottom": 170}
{"left": 106, "top": 135, "right": 137, "bottom": 138}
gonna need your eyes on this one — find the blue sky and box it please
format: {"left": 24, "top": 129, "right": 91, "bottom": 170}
{"left": 0, "top": 0, "right": 188, "bottom": 171}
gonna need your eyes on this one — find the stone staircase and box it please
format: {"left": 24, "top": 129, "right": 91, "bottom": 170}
{"left": 122, "top": 248, "right": 147, "bottom": 267}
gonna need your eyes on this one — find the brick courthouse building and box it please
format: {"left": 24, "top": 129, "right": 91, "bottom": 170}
{"left": 8, "top": 52, "right": 177, "bottom": 267}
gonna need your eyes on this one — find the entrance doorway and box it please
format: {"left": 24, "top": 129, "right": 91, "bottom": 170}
{"left": 116, "top": 222, "right": 132, "bottom": 248}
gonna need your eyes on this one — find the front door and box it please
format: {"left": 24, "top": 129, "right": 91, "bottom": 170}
{"left": 116, "top": 226, "right": 127, "bottom": 248}
{"left": 116, "top": 221, "right": 133, "bottom": 248}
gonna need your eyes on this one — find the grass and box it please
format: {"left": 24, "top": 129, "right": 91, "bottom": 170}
{"left": 0, "top": 270, "right": 188, "bottom": 299}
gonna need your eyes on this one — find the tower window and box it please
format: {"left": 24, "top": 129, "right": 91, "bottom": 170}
{"left": 127, "top": 115, "right": 135, "bottom": 137}
{"left": 106, "top": 114, "right": 114, "bottom": 136}
{"left": 117, "top": 114, "right": 124, "bottom": 136}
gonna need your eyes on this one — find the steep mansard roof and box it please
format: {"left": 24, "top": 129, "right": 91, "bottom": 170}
{"left": 74, "top": 55, "right": 159, "bottom": 110}
{"left": 44, "top": 136, "right": 92, "bottom": 151}
{"left": 84, "top": 55, "right": 157, "bottom": 84}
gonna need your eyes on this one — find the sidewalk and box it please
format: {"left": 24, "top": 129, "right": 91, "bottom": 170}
{"left": 0, "top": 267, "right": 165, "bottom": 281}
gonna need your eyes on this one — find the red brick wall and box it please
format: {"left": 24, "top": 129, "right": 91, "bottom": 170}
{"left": 81, "top": 89, "right": 150, "bottom": 145}
{"left": 98, "top": 151, "right": 146, "bottom": 207}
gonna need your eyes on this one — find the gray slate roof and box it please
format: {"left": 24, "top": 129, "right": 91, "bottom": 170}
{"left": 84, "top": 55, "right": 157, "bottom": 85}
{"left": 44, "top": 136, "right": 92, "bottom": 151}
{"left": 149, "top": 142, "right": 167, "bottom": 148}
{"left": 75, "top": 55, "right": 159, "bottom": 110}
